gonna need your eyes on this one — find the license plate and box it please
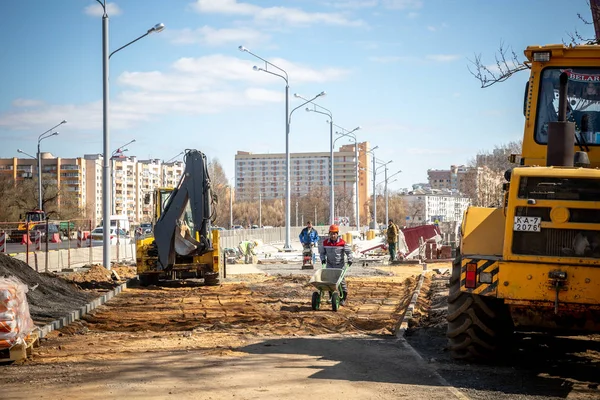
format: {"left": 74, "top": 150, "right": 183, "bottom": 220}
{"left": 513, "top": 216, "right": 541, "bottom": 232}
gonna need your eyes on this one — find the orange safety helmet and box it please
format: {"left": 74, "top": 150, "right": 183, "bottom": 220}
{"left": 328, "top": 224, "right": 339, "bottom": 233}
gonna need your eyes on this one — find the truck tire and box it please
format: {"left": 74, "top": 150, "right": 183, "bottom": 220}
{"left": 446, "top": 254, "right": 513, "bottom": 360}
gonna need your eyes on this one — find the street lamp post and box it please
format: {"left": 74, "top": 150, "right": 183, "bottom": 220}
{"left": 297, "top": 95, "right": 335, "bottom": 225}
{"left": 366, "top": 146, "right": 378, "bottom": 228}
{"left": 382, "top": 170, "right": 402, "bottom": 225}
{"left": 334, "top": 125, "right": 361, "bottom": 230}
{"left": 239, "top": 45, "right": 325, "bottom": 249}
{"left": 229, "top": 184, "right": 233, "bottom": 229}
{"left": 259, "top": 193, "right": 262, "bottom": 228}
{"left": 96, "top": 0, "right": 164, "bottom": 270}
{"left": 111, "top": 139, "right": 136, "bottom": 215}
{"left": 374, "top": 159, "right": 393, "bottom": 228}
{"left": 36, "top": 121, "right": 66, "bottom": 210}
{"left": 165, "top": 151, "right": 184, "bottom": 163}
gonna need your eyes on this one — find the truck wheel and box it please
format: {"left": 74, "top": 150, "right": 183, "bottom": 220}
{"left": 204, "top": 272, "right": 220, "bottom": 286}
{"left": 446, "top": 255, "right": 513, "bottom": 360}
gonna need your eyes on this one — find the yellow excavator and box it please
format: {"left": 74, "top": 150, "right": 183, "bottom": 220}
{"left": 136, "top": 149, "right": 221, "bottom": 286}
{"left": 448, "top": 44, "right": 600, "bottom": 360}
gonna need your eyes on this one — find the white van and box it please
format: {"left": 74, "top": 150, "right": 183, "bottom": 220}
{"left": 99, "top": 215, "right": 131, "bottom": 235}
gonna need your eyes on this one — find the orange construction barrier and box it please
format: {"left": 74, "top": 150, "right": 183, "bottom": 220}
{"left": 50, "top": 233, "right": 62, "bottom": 243}
{"left": 0, "top": 231, "right": 5, "bottom": 253}
{"left": 77, "top": 230, "right": 82, "bottom": 248}
{"left": 21, "top": 234, "right": 32, "bottom": 245}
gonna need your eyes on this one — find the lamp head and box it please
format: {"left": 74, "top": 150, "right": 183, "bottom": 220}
{"left": 355, "top": 126, "right": 361, "bottom": 131}
{"left": 305, "top": 107, "right": 310, "bottom": 112}
{"left": 239, "top": 45, "right": 248, "bottom": 52}
{"left": 52, "top": 131, "right": 59, "bottom": 137}
{"left": 293, "top": 93, "right": 301, "bottom": 98}
{"left": 17, "top": 149, "right": 23, "bottom": 153}
{"left": 148, "top": 23, "right": 165, "bottom": 34}
{"left": 61, "top": 120, "right": 67, "bottom": 124}
{"left": 372, "top": 145, "right": 379, "bottom": 151}
{"left": 318, "top": 91, "right": 326, "bottom": 97}
{"left": 252, "top": 65, "right": 259, "bottom": 71}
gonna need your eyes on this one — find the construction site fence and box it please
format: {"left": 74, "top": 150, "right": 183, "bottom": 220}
{"left": 0, "top": 223, "right": 354, "bottom": 274}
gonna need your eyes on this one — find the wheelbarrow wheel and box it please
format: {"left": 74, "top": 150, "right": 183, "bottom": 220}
{"left": 331, "top": 292, "right": 340, "bottom": 312}
{"left": 311, "top": 291, "right": 321, "bottom": 310}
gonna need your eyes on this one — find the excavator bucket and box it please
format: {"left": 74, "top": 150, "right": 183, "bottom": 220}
{"left": 174, "top": 225, "right": 202, "bottom": 255}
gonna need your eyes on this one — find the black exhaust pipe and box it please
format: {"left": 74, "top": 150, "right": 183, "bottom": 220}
{"left": 546, "top": 72, "right": 575, "bottom": 167}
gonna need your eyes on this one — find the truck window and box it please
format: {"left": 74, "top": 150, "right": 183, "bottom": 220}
{"left": 536, "top": 67, "right": 600, "bottom": 145}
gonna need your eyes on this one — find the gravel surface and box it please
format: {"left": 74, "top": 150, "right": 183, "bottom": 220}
{"left": 0, "top": 254, "right": 96, "bottom": 325}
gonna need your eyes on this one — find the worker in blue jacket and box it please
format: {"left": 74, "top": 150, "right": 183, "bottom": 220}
{"left": 299, "top": 221, "right": 319, "bottom": 248}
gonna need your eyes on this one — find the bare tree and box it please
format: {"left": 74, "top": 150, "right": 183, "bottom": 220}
{"left": 468, "top": 41, "right": 530, "bottom": 88}
{"left": 470, "top": 3, "right": 599, "bottom": 88}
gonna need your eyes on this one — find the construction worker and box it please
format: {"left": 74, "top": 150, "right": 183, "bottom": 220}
{"left": 299, "top": 221, "right": 319, "bottom": 248}
{"left": 299, "top": 221, "right": 319, "bottom": 266}
{"left": 319, "top": 224, "right": 353, "bottom": 306}
{"left": 387, "top": 219, "right": 399, "bottom": 261}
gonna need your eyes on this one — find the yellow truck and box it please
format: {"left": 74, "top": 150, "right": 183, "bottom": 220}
{"left": 136, "top": 150, "right": 221, "bottom": 286}
{"left": 448, "top": 44, "right": 600, "bottom": 360}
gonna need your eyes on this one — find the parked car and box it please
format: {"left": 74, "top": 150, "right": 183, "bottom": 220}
{"left": 251, "top": 225, "right": 260, "bottom": 229}
{"left": 232, "top": 225, "right": 244, "bottom": 230}
{"left": 30, "top": 223, "right": 60, "bottom": 240}
{"left": 91, "top": 227, "right": 130, "bottom": 245}
{"left": 138, "top": 223, "right": 152, "bottom": 235}
{"left": 211, "top": 226, "right": 226, "bottom": 231}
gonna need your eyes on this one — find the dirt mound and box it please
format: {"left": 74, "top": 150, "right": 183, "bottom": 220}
{"left": 0, "top": 254, "right": 95, "bottom": 326}
{"left": 61, "top": 264, "right": 137, "bottom": 289}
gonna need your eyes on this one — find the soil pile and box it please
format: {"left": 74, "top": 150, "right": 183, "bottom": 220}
{"left": 0, "top": 254, "right": 95, "bottom": 326}
{"left": 61, "top": 264, "right": 136, "bottom": 289}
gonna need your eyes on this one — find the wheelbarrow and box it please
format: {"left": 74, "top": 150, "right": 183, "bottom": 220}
{"left": 308, "top": 264, "right": 349, "bottom": 312}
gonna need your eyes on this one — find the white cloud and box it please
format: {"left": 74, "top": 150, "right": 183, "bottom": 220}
{"left": 368, "top": 56, "right": 401, "bottom": 63}
{"left": 407, "top": 12, "right": 419, "bottom": 18}
{"left": 381, "top": 0, "right": 423, "bottom": 10}
{"left": 170, "top": 26, "right": 268, "bottom": 47}
{"left": 0, "top": 55, "right": 350, "bottom": 133}
{"left": 12, "top": 99, "right": 45, "bottom": 108}
{"left": 84, "top": 2, "right": 122, "bottom": 17}
{"left": 328, "top": 0, "right": 379, "bottom": 9}
{"left": 427, "top": 26, "right": 436, "bottom": 32}
{"left": 426, "top": 54, "right": 461, "bottom": 62}
{"left": 191, "top": 0, "right": 365, "bottom": 27}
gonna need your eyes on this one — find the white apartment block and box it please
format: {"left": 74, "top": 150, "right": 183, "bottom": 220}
{"left": 2, "top": 154, "right": 184, "bottom": 226}
{"left": 403, "top": 193, "right": 470, "bottom": 225}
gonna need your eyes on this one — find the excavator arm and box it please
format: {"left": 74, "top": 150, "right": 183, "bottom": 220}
{"left": 153, "top": 149, "right": 213, "bottom": 268}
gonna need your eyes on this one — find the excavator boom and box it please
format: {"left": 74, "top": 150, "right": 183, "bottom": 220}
{"left": 153, "top": 149, "right": 213, "bottom": 268}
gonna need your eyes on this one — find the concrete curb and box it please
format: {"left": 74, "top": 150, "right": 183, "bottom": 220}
{"left": 394, "top": 263, "right": 427, "bottom": 337}
{"left": 37, "top": 281, "right": 128, "bottom": 338}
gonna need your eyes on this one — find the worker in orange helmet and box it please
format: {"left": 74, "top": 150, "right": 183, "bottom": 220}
{"left": 319, "top": 224, "right": 353, "bottom": 305}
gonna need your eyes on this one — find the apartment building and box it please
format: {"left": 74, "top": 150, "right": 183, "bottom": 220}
{"left": 427, "top": 165, "right": 471, "bottom": 192}
{"left": 234, "top": 142, "right": 373, "bottom": 221}
{"left": 2, "top": 154, "right": 184, "bottom": 226}
{"left": 402, "top": 191, "right": 470, "bottom": 225}
{"left": 0, "top": 152, "right": 88, "bottom": 209}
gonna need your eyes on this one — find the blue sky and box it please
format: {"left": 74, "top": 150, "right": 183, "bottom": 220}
{"left": 0, "top": 0, "right": 594, "bottom": 190}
